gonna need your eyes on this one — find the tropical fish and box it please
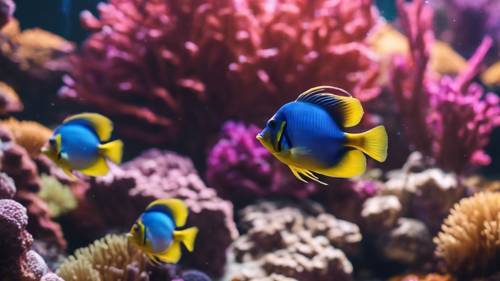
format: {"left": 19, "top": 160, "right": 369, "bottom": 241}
{"left": 256, "top": 86, "right": 388, "bottom": 185}
{"left": 128, "top": 198, "right": 199, "bottom": 264}
{"left": 42, "top": 113, "right": 123, "bottom": 179}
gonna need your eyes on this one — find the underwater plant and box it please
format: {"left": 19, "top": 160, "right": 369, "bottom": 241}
{"left": 206, "top": 121, "right": 316, "bottom": 202}
{"left": 434, "top": 192, "right": 500, "bottom": 277}
{"left": 389, "top": 0, "right": 500, "bottom": 173}
{"left": 0, "top": 118, "right": 52, "bottom": 157}
{"left": 38, "top": 175, "right": 77, "bottom": 218}
{"left": 60, "top": 0, "right": 380, "bottom": 155}
{"left": 57, "top": 234, "right": 149, "bottom": 281}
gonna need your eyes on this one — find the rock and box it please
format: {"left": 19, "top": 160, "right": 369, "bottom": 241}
{"left": 361, "top": 195, "right": 402, "bottom": 233}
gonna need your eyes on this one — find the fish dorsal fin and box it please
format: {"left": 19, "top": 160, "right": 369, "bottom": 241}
{"left": 296, "top": 86, "right": 364, "bottom": 128}
{"left": 63, "top": 113, "right": 113, "bottom": 142}
{"left": 317, "top": 149, "right": 366, "bottom": 178}
{"left": 146, "top": 199, "right": 188, "bottom": 228}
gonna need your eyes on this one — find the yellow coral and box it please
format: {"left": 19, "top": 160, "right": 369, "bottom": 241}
{"left": 57, "top": 234, "right": 149, "bottom": 281}
{"left": 38, "top": 175, "right": 77, "bottom": 217}
{"left": 434, "top": 192, "right": 500, "bottom": 276}
{"left": 0, "top": 118, "right": 52, "bottom": 157}
{"left": 482, "top": 61, "right": 500, "bottom": 87}
{"left": 0, "top": 81, "right": 22, "bottom": 114}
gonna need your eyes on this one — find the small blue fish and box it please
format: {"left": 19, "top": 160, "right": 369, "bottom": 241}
{"left": 257, "top": 86, "right": 388, "bottom": 185}
{"left": 42, "top": 113, "right": 123, "bottom": 178}
{"left": 128, "top": 199, "right": 199, "bottom": 264}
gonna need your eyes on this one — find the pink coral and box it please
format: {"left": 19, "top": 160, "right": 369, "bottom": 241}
{"left": 0, "top": 172, "right": 16, "bottom": 199}
{"left": 74, "top": 149, "right": 237, "bottom": 277}
{"left": 60, "top": 0, "right": 380, "bottom": 152}
{"left": 206, "top": 121, "right": 316, "bottom": 202}
{"left": 389, "top": 0, "right": 500, "bottom": 173}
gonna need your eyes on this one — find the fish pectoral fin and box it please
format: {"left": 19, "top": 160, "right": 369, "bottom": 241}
{"left": 99, "top": 140, "right": 124, "bottom": 164}
{"left": 318, "top": 149, "right": 366, "bottom": 178}
{"left": 78, "top": 157, "right": 110, "bottom": 177}
{"left": 62, "top": 166, "right": 77, "bottom": 181}
{"left": 63, "top": 113, "right": 114, "bottom": 142}
{"left": 154, "top": 241, "right": 182, "bottom": 264}
{"left": 345, "top": 125, "right": 388, "bottom": 162}
{"left": 289, "top": 166, "right": 328, "bottom": 185}
{"left": 146, "top": 199, "right": 189, "bottom": 227}
{"left": 296, "top": 86, "right": 364, "bottom": 128}
{"left": 174, "top": 227, "right": 198, "bottom": 252}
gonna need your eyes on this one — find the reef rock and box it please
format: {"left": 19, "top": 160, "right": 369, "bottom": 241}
{"left": 0, "top": 171, "right": 16, "bottom": 199}
{"left": 82, "top": 149, "right": 237, "bottom": 277}
{"left": 228, "top": 201, "right": 359, "bottom": 281}
{"left": 361, "top": 195, "right": 402, "bottom": 233}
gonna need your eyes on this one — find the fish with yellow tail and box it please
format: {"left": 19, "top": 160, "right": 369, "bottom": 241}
{"left": 128, "top": 198, "right": 198, "bottom": 264}
{"left": 257, "top": 86, "right": 388, "bottom": 185}
{"left": 42, "top": 113, "right": 123, "bottom": 179}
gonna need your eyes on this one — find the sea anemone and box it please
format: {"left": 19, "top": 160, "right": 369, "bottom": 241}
{"left": 38, "top": 175, "right": 77, "bottom": 218}
{"left": 0, "top": 118, "right": 52, "bottom": 157}
{"left": 57, "top": 234, "right": 149, "bottom": 281}
{"left": 434, "top": 192, "right": 500, "bottom": 277}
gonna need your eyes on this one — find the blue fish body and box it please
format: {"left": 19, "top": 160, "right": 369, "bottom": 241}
{"left": 54, "top": 121, "right": 100, "bottom": 169}
{"left": 140, "top": 210, "right": 175, "bottom": 253}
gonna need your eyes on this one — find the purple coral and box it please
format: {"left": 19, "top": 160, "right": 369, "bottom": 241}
{"left": 206, "top": 121, "right": 316, "bottom": 202}
{"left": 60, "top": 0, "right": 380, "bottom": 153}
{"left": 389, "top": 0, "right": 500, "bottom": 173}
{"left": 0, "top": 0, "right": 14, "bottom": 28}
{"left": 0, "top": 172, "right": 16, "bottom": 199}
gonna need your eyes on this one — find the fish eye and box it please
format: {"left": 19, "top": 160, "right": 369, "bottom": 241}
{"left": 49, "top": 138, "right": 56, "bottom": 146}
{"left": 268, "top": 120, "right": 276, "bottom": 129}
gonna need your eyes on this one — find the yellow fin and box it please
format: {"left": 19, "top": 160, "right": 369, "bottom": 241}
{"left": 317, "top": 149, "right": 366, "bottom": 178}
{"left": 78, "top": 157, "right": 110, "bottom": 177}
{"left": 174, "top": 227, "right": 198, "bottom": 252}
{"left": 296, "top": 86, "right": 364, "bottom": 127}
{"left": 64, "top": 113, "right": 113, "bottom": 142}
{"left": 62, "top": 166, "right": 77, "bottom": 180}
{"left": 154, "top": 241, "right": 182, "bottom": 264}
{"left": 289, "top": 166, "right": 327, "bottom": 185}
{"left": 99, "top": 140, "right": 123, "bottom": 164}
{"left": 345, "top": 125, "right": 388, "bottom": 162}
{"left": 146, "top": 199, "right": 188, "bottom": 227}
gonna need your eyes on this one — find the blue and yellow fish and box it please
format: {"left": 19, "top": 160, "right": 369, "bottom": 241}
{"left": 42, "top": 113, "right": 123, "bottom": 178}
{"left": 257, "top": 86, "right": 388, "bottom": 185}
{"left": 128, "top": 198, "right": 198, "bottom": 264}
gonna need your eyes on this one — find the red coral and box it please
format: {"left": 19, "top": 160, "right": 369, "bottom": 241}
{"left": 60, "top": 0, "right": 380, "bottom": 153}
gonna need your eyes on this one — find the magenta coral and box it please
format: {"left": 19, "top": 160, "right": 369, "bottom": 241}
{"left": 206, "top": 121, "right": 316, "bottom": 202}
{"left": 389, "top": 0, "right": 500, "bottom": 173}
{"left": 60, "top": 0, "right": 380, "bottom": 152}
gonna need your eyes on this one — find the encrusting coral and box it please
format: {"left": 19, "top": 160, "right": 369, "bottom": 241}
{"left": 38, "top": 175, "right": 77, "bottom": 218}
{"left": 60, "top": 0, "right": 380, "bottom": 154}
{"left": 57, "top": 234, "right": 149, "bottom": 281}
{"left": 228, "top": 200, "right": 360, "bottom": 281}
{"left": 206, "top": 121, "right": 316, "bottom": 202}
{"left": 434, "top": 192, "right": 500, "bottom": 277}
{"left": 388, "top": 0, "right": 500, "bottom": 173}
{"left": 0, "top": 118, "right": 53, "bottom": 157}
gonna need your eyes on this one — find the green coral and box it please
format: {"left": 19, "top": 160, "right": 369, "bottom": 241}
{"left": 38, "top": 174, "right": 77, "bottom": 217}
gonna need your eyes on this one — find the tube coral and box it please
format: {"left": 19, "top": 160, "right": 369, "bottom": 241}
{"left": 389, "top": 0, "right": 500, "bottom": 173}
{"left": 434, "top": 192, "right": 500, "bottom": 277}
{"left": 57, "top": 234, "right": 149, "bottom": 281}
{"left": 206, "top": 121, "right": 316, "bottom": 202}
{"left": 60, "top": 0, "right": 380, "bottom": 154}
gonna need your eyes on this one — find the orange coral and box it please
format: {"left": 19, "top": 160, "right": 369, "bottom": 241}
{"left": 0, "top": 81, "right": 22, "bottom": 114}
{"left": 0, "top": 118, "right": 52, "bottom": 157}
{"left": 482, "top": 61, "right": 500, "bottom": 87}
{"left": 389, "top": 274, "right": 455, "bottom": 281}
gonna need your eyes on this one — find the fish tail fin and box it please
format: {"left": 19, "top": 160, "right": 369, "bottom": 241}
{"left": 174, "top": 227, "right": 198, "bottom": 252}
{"left": 99, "top": 140, "right": 123, "bottom": 164}
{"left": 344, "top": 125, "right": 388, "bottom": 162}
{"left": 154, "top": 240, "right": 182, "bottom": 264}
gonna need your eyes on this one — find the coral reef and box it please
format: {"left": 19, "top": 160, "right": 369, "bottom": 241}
{"left": 57, "top": 234, "right": 149, "bottom": 281}
{"left": 389, "top": 0, "right": 500, "bottom": 173}
{"left": 390, "top": 274, "right": 455, "bottom": 281}
{"left": 0, "top": 171, "right": 16, "bottom": 199}
{"left": 0, "top": 0, "right": 14, "bottom": 28}
{"left": 228, "top": 200, "right": 359, "bottom": 281}
{"left": 0, "top": 81, "right": 22, "bottom": 114}
{"left": 41, "top": 273, "right": 65, "bottom": 281}
{"left": 75, "top": 149, "right": 237, "bottom": 276}
{"left": 60, "top": 0, "right": 380, "bottom": 153}
{"left": 38, "top": 175, "right": 77, "bottom": 218}
{"left": 206, "top": 121, "right": 316, "bottom": 202}
{"left": 434, "top": 192, "right": 500, "bottom": 278}
{"left": 0, "top": 199, "right": 50, "bottom": 281}
{"left": 482, "top": 61, "right": 500, "bottom": 87}
{"left": 0, "top": 118, "right": 53, "bottom": 157}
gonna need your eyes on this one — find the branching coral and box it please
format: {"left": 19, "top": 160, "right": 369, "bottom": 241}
{"left": 0, "top": 118, "right": 53, "bottom": 157}
{"left": 57, "top": 234, "right": 149, "bottom": 281}
{"left": 38, "top": 175, "right": 77, "bottom": 218}
{"left": 434, "top": 192, "right": 500, "bottom": 277}
{"left": 206, "top": 121, "right": 316, "bottom": 202}
{"left": 60, "top": 0, "right": 380, "bottom": 152}
{"left": 389, "top": 0, "right": 500, "bottom": 173}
